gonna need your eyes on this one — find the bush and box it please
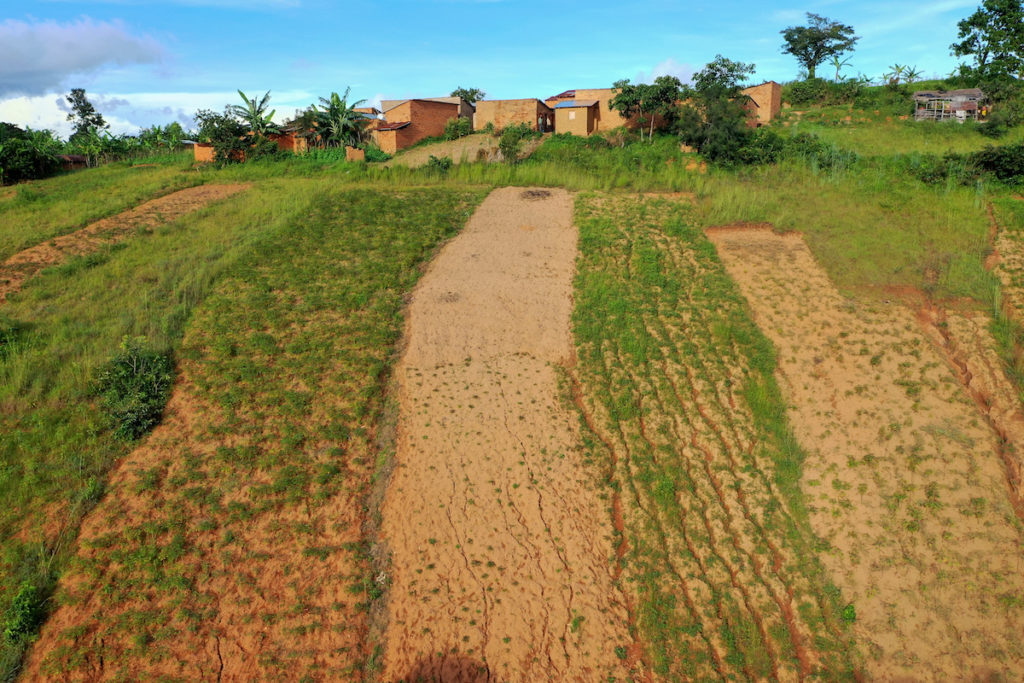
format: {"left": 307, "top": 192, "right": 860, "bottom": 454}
{"left": 362, "top": 144, "right": 391, "bottom": 163}
{"left": 738, "top": 129, "right": 858, "bottom": 171}
{"left": 443, "top": 117, "right": 473, "bottom": 141}
{"left": 0, "top": 124, "right": 62, "bottom": 184}
{"left": 785, "top": 78, "right": 829, "bottom": 106}
{"left": 973, "top": 144, "right": 1024, "bottom": 184}
{"left": 2, "top": 583, "right": 45, "bottom": 642}
{"left": 94, "top": 337, "right": 174, "bottom": 440}
{"left": 426, "top": 155, "right": 452, "bottom": 173}
{"left": 498, "top": 123, "right": 536, "bottom": 164}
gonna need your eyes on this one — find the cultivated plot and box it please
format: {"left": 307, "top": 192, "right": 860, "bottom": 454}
{"left": 22, "top": 188, "right": 483, "bottom": 681}
{"left": 380, "top": 187, "right": 631, "bottom": 681}
{"left": 0, "top": 184, "right": 248, "bottom": 302}
{"left": 709, "top": 226, "right": 1024, "bottom": 680}
{"left": 572, "top": 195, "right": 854, "bottom": 681}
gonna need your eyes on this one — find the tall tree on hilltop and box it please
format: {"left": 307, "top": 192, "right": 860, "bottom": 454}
{"left": 780, "top": 13, "right": 859, "bottom": 80}
{"left": 951, "top": 0, "right": 1024, "bottom": 91}
{"left": 65, "top": 88, "right": 108, "bottom": 142}
{"left": 450, "top": 86, "right": 485, "bottom": 104}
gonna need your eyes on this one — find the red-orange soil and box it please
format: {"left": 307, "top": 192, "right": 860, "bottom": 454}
{"left": 0, "top": 184, "right": 248, "bottom": 302}
{"left": 708, "top": 225, "right": 1024, "bottom": 680}
{"left": 379, "top": 187, "right": 632, "bottom": 681}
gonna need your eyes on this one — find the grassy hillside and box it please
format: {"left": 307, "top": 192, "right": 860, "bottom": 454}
{"left": 1, "top": 104, "right": 1022, "bottom": 679}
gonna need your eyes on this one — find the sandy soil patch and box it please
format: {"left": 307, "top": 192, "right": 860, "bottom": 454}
{"left": 384, "top": 135, "right": 545, "bottom": 169}
{"left": 379, "top": 187, "right": 631, "bottom": 681}
{"left": 708, "top": 225, "right": 1024, "bottom": 679}
{"left": 0, "top": 184, "right": 248, "bottom": 302}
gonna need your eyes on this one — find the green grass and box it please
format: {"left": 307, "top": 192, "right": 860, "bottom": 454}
{"left": 691, "top": 160, "right": 998, "bottom": 301}
{"left": 0, "top": 155, "right": 197, "bottom": 261}
{"left": 570, "top": 194, "right": 856, "bottom": 680}
{"left": 19, "top": 185, "right": 485, "bottom": 680}
{"left": 0, "top": 178, "right": 319, "bottom": 679}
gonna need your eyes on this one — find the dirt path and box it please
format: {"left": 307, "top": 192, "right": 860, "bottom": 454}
{"left": 379, "top": 187, "right": 631, "bottom": 681}
{"left": 0, "top": 184, "right": 248, "bottom": 302}
{"left": 708, "top": 226, "right": 1024, "bottom": 680}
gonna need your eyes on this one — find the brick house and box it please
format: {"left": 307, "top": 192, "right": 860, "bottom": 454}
{"left": 474, "top": 99, "right": 554, "bottom": 132}
{"left": 372, "top": 99, "right": 461, "bottom": 155}
{"left": 553, "top": 100, "right": 599, "bottom": 136}
{"left": 380, "top": 97, "right": 474, "bottom": 120}
{"left": 191, "top": 130, "right": 307, "bottom": 163}
{"left": 740, "top": 81, "right": 782, "bottom": 127}
{"left": 545, "top": 88, "right": 634, "bottom": 134}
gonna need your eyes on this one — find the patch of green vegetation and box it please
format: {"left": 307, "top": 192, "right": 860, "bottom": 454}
{"left": 571, "top": 195, "right": 857, "bottom": 680}
{"left": 23, "top": 186, "right": 484, "bottom": 679}
{"left": 0, "top": 156, "right": 196, "bottom": 261}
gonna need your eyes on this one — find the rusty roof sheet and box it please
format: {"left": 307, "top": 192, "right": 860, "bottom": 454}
{"left": 913, "top": 88, "right": 985, "bottom": 100}
{"left": 553, "top": 99, "right": 598, "bottom": 109}
{"left": 377, "top": 121, "right": 411, "bottom": 131}
{"left": 546, "top": 90, "right": 576, "bottom": 100}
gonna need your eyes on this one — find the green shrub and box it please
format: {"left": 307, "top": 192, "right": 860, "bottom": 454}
{"left": 0, "top": 129, "right": 62, "bottom": 184}
{"left": 498, "top": 123, "right": 536, "bottom": 164}
{"left": 443, "top": 117, "right": 473, "bottom": 141}
{"left": 785, "top": 78, "right": 829, "bottom": 106}
{"left": 972, "top": 144, "right": 1024, "bottom": 184}
{"left": 362, "top": 144, "right": 391, "bottom": 163}
{"left": 94, "top": 337, "right": 174, "bottom": 440}
{"left": 2, "top": 583, "right": 45, "bottom": 643}
{"left": 426, "top": 155, "right": 453, "bottom": 173}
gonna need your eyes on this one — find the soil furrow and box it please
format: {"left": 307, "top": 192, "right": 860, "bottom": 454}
{"left": 709, "top": 224, "right": 1024, "bottom": 680}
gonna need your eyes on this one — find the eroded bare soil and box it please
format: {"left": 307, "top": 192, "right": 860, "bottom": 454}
{"left": 708, "top": 226, "right": 1024, "bottom": 680}
{"left": 384, "top": 135, "right": 545, "bottom": 169}
{"left": 0, "top": 184, "right": 248, "bottom": 302}
{"left": 379, "top": 187, "right": 631, "bottom": 681}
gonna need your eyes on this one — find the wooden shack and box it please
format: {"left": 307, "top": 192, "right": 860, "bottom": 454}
{"left": 913, "top": 88, "right": 986, "bottom": 122}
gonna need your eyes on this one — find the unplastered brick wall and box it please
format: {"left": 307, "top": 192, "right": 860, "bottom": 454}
{"left": 554, "top": 105, "right": 596, "bottom": 136}
{"left": 475, "top": 99, "right": 554, "bottom": 131}
{"left": 380, "top": 100, "right": 460, "bottom": 152}
{"left": 741, "top": 81, "right": 782, "bottom": 126}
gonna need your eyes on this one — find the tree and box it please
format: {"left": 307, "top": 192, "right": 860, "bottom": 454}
{"left": 65, "top": 88, "right": 108, "bottom": 142}
{"left": 780, "top": 13, "right": 859, "bottom": 80}
{"left": 314, "top": 88, "right": 367, "bottom": 147}
{"left": 951, "top": 0, "right": 1024, "bottom": 89}
{"left": 677, "top": 55, "right": 757, "bottom": 164}
{"left": 610, "top": 76, "right": 685, "bottom": 141}
{"left": 450, "top": 86, "right": 485, "bottom": 104}
{"left": 229, "top": 90, "right": 279, "bottom": 136}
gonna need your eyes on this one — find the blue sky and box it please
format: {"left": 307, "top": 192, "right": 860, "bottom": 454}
{"left": 0, "top": 0, "right": 981, "bottom": 137}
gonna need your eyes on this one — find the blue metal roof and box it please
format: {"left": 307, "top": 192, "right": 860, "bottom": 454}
{"left": 553, "top": 99, "right": 598, "bottom": 109}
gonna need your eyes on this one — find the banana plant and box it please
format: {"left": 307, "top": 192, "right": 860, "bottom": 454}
{"left": 230, "top": 90, "right": 280, "bottom": 136}
{"left": 904, "top": 66, "right": 923, "bottom": 84}
{"left": 309, "top": 87, "right": 367, "bottom": 148}
{"left": 829, "top": 55, "right": 853, "bottom": 82}
{"left": 884, "top": 64, "right": 906, "bottom": 86}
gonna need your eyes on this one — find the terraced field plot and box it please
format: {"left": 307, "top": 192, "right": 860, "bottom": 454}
{"left": 20, "top": 187, "right": 484, "bottom": 681}
{"left": 709, "top": 226, "right": 1024, "bottom": 680}
{"left": 0, "top": 184, "right": 248, "bottom": 302}
{"left": 380, "top": 187, "right": 631, "bottom": 682}
{"left": 571, "top": 195, "right": 855, "bottom": 680}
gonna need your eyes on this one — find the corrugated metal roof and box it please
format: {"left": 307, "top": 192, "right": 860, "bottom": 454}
{"left": 377, "top": 121, "right": 411, "bottom": 131}
{"left": 553, "top": 99, "right": 598, "bottom": 109}
{"left": 547, "top": 90, "right": 576, "bottom": 100}
{"left": 913, "top": 88, "right": 985, "bottom": 100}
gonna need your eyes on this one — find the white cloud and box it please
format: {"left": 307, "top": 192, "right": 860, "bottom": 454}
{"left": 635, "top": 58, "right": 696, "bottom": 85}
{"left": 0, "top": 18, "right": 164, "bottom": 97}
{"left": 0, "top": 89, "right": 315, "bottom": 138}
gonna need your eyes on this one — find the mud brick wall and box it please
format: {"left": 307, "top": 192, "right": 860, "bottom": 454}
{"left": 555, "top": 105, "right": 596, "bottom": 136}
{"left": 475, "top": 99, "right": 554, "bottom": 131}
{"left": 741, "top": 81, "right": 782, "bottom": 126}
